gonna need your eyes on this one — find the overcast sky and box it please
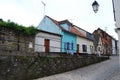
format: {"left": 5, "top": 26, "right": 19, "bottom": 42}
{"left": 0, "top": 0, "right": 118, "bottom": 39}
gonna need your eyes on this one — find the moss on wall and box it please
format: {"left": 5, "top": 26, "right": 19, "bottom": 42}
{"left": 0, "top": 55, "right": 108, "bottom": 80}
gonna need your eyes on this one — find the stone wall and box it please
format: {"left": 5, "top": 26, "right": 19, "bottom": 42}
{"left": 0, "top": 26, "right": 35, "bottom": 55}
{"left": 0, "top": 55, "right": 109, "bottom": 80}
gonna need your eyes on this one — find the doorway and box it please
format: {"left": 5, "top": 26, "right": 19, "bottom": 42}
{"left": 44, "top": 39, "right": 50, "bottom": 53}
{"left": 77, "top": 44, "right": 79, "bottom": 54}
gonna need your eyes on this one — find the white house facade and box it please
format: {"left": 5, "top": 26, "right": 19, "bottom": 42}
{"left": 77, "top": 36, "right": 94, "bottom": 54}
{"left": 72, "top": 26, "right": 94, "bottom": 54}
{"left": 35, "top": 30, "right": 61, "bottom": 53}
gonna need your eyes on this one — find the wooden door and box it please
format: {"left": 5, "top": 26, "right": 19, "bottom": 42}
{"left": 44, "top": 39, "right": 50, "bottom": 53}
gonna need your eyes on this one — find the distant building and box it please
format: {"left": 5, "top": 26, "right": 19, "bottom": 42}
{"left": 93, "top": 28, "right": 117, "bottom": 55}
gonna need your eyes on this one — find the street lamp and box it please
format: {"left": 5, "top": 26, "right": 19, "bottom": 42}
{"left": 92, "top": 0, "right": 99, "bottom": 13}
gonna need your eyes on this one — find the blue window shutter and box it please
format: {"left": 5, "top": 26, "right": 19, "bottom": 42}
{"left": 71, "top": 42, "right": 74, "bottom": 50}
{"left": 67, "top": 42, "right": 70, "bottom": 50}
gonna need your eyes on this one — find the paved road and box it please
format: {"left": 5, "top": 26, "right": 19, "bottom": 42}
{"left": 105, "top": 65, "right": 120, "bottom": 80}
{"left": 34, "top": 56, "right": 119, "bottom": 80}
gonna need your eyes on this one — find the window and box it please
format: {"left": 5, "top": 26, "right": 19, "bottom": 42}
{"left": 82, "top": 44, "right": 87, "bottom": 52}
{"left": 64, "top": 42, "right": 70, "bottom": 50}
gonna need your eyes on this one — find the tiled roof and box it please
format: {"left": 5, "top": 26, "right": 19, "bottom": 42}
{"left": 70, "top": 26, "right": 86, "bottom": 37}
{"left": 97, "top": 28, "right": 113, "bottom": 39}
{"left": 46, "top": 15, "right": 92, "bottom": 40}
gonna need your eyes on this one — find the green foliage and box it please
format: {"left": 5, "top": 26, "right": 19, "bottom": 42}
{"left": 0, "top": 19, "right": 38, "bottom": 35}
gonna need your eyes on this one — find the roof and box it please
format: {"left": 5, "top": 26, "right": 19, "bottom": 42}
{"left": 70, "top": 26, "right": 86, "bottom": 37}
{"left": 96, "top": 28, "right": 116, "bottom": 40}
{"left": 46, "top": 15, "right": 93, "bottom": 41}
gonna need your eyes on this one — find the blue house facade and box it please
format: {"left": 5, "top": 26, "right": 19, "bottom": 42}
{"left": 62, "top": 31, "right": 77, "bottom": 54}
{"left": 37, "top": 16, "right": 62, "bottom": 35}
{"left": 59, "top": 20, "right": 77, "bottom": 54}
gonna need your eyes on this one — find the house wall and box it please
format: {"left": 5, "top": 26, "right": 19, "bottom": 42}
{"left": 113, "top": 0, "right": 120, "bottom": 55}
{"left": 35, "top": 31, "right": 61, "bottom": 52}
{"left": 113, "top": 0, "right": 120, "bottom": 28}
{"left": 77, "top": 36, "right": 94, "bottom": 54}
{"left": 37, "top": 16, "right": 62, "bottom": 35}
{"left": 62, "top": 31, "right": 77, "bottom": 54}
{"left": 117, "top": 31, "right": 120, "bottom": 54}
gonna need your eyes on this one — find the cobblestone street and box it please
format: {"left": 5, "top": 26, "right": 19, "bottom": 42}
{"left": 35, "top": 56, "right": 119, "bottom": 80}
{"left": 105, "top": 67, "right": 120, "bottom": 80}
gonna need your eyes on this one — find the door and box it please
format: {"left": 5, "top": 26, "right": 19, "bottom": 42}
{"left": 77, "top": 44, "right": 79, "bottom": 54}
{"left": 44, "top": 39, "right": 50, "bottom": 53}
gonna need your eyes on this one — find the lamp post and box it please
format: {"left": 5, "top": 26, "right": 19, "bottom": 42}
{"left": 92, "top": 0, "right": 99, "bottom": 13}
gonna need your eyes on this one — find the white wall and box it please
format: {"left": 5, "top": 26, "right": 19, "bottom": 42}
{"left": 77, "top": 37, "right": 94, "bottom": 54}
{"left": 113, "top": 0, "right": 120, "bottom": 55}
{"left": 113, "top": 0, "right": 120, "bottom": 28}
{"left": 117, "top": 31, "right": 120, "bottom": 54}
{"left": 35, "top": 37, "right": 45, "bottom": 52}
{"left": 35, "top": 32, "right": 61, "bottom": 52}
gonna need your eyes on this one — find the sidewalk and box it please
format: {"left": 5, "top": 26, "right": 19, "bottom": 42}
{"left": 34, "top": 56, "right": 119, "bottom": 80}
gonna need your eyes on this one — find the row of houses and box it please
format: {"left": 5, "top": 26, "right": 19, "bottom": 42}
{"left": 0, "top": 15, "right": 118, "bottom": 55}
{"left": 35, "top": 15, "right": 118, "bottom": 55}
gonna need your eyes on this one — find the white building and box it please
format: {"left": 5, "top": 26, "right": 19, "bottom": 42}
{"left": 112, "top": 0, "right": 120, "bottom": 55}
{"left": 77, "top": 36, "right": 94, "bottom": 54}
{"left": 35, "top": 30, "right": 62, "bottom": 53}
{"left": 73, "top": 26, "right": 94, "bottom": 54}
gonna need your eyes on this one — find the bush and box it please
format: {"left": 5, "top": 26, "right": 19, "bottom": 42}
{"left": 0, "top": 19, "right": 38, "bottom": 36}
